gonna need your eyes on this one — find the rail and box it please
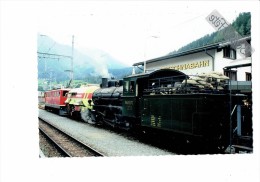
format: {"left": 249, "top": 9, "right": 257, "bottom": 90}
{"left": 39, "top": 117, "right": 105, "bottom": 157}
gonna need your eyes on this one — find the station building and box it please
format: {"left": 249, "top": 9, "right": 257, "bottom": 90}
{"left": 133, "top": 35, "right": 252, "bottom": 93}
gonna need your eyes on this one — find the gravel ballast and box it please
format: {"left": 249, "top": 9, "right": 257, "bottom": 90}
{"left": 39, "top": 109, "right": 174, "bottom": 156}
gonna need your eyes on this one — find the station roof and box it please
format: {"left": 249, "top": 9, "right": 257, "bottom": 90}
{"left": 132, "top": 35, "right": 251, "bottom": 67}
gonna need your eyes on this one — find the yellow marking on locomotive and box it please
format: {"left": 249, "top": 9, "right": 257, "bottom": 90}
{"left": 150, "top": 115, "right": 162, "bottom": 127}
{"left": 151, "top": 115, "right": 155, "bottom": 127}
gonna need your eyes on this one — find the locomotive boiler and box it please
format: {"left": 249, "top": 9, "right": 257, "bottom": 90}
{"left": 91, "top": 78, "right": 126, "bottom": 128}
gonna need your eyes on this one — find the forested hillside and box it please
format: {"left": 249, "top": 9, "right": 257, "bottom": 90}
{"left": 168, "top": 12, "right": 251, "bottom": 55}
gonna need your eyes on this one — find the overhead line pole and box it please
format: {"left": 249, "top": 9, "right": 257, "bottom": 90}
{"left": 37, "top": 52, "right": 72, "bottom": 87}
{"left": 37, "top": 35, "right": 75, "bottom": 88}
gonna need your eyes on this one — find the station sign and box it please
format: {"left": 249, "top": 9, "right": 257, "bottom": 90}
{"left": 162, "top": 60, "right": 209, "bottom": 71}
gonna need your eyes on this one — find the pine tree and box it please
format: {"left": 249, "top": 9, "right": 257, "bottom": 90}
{"left": 238, "top": 24, "right": 245, "bottom": 35}
{"left": 245, "top": 18, "right": 251, "bottom": 35}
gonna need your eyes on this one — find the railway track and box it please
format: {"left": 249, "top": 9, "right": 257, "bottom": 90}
{"left": 39, "top": 118, "right": 105, "bottom": 157}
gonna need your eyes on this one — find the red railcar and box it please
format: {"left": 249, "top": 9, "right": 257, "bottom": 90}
{"left": 44, "top": 89, "right": 70, "bottom": 115}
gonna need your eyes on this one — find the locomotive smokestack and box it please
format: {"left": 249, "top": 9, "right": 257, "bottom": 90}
{"left": 102, "top": 78, "right": 108, "bottom": 88}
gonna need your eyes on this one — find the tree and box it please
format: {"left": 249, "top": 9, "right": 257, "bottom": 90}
{"left": 238, "top": 24, "right": 245, "bottom": 35}
{"left": 38, "top": 85, "right": 44, "bottom": 91}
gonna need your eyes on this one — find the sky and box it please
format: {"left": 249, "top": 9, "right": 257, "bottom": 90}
{"left": 1, "top": 1, "right": 260, "bottom": 182}
{"left": 37, "top": 1, "right": 255, "bottom": 66}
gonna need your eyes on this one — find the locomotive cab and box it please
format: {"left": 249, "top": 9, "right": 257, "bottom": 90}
{"left": 122, "top": 77, "right": 138, "bottom": 118}
{"left": 122, "top": 69, "right": 187, "bottom": 120}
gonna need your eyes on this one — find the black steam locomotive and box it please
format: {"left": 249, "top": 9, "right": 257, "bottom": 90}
{"left": 89, "top": 69, "right": 248, "bottom": 152}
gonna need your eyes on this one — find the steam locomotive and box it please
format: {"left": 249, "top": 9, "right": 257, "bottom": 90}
{"left": 87, "top": 69, "right": 248, "bottom": 151}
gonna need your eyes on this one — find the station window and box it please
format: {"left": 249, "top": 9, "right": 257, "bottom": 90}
{"left": 246, "top": 72, "right": 251, "bottom": 81}
{"left": 223, "top": 46, "right": 236, "bottom": 60}
{"left": 224, "top": 70, "right": 237, "bottom": 81}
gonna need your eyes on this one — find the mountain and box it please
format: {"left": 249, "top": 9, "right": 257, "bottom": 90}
{"left": 168, "top": 12, "right": 251, "bottom": 55}
{"left": 37, "top": 34, "right": 130, "bottom": 84}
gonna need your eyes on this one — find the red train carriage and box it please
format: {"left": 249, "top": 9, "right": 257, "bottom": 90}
{"left": 44, "top": 89, "right": 70, "bottom": 115}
